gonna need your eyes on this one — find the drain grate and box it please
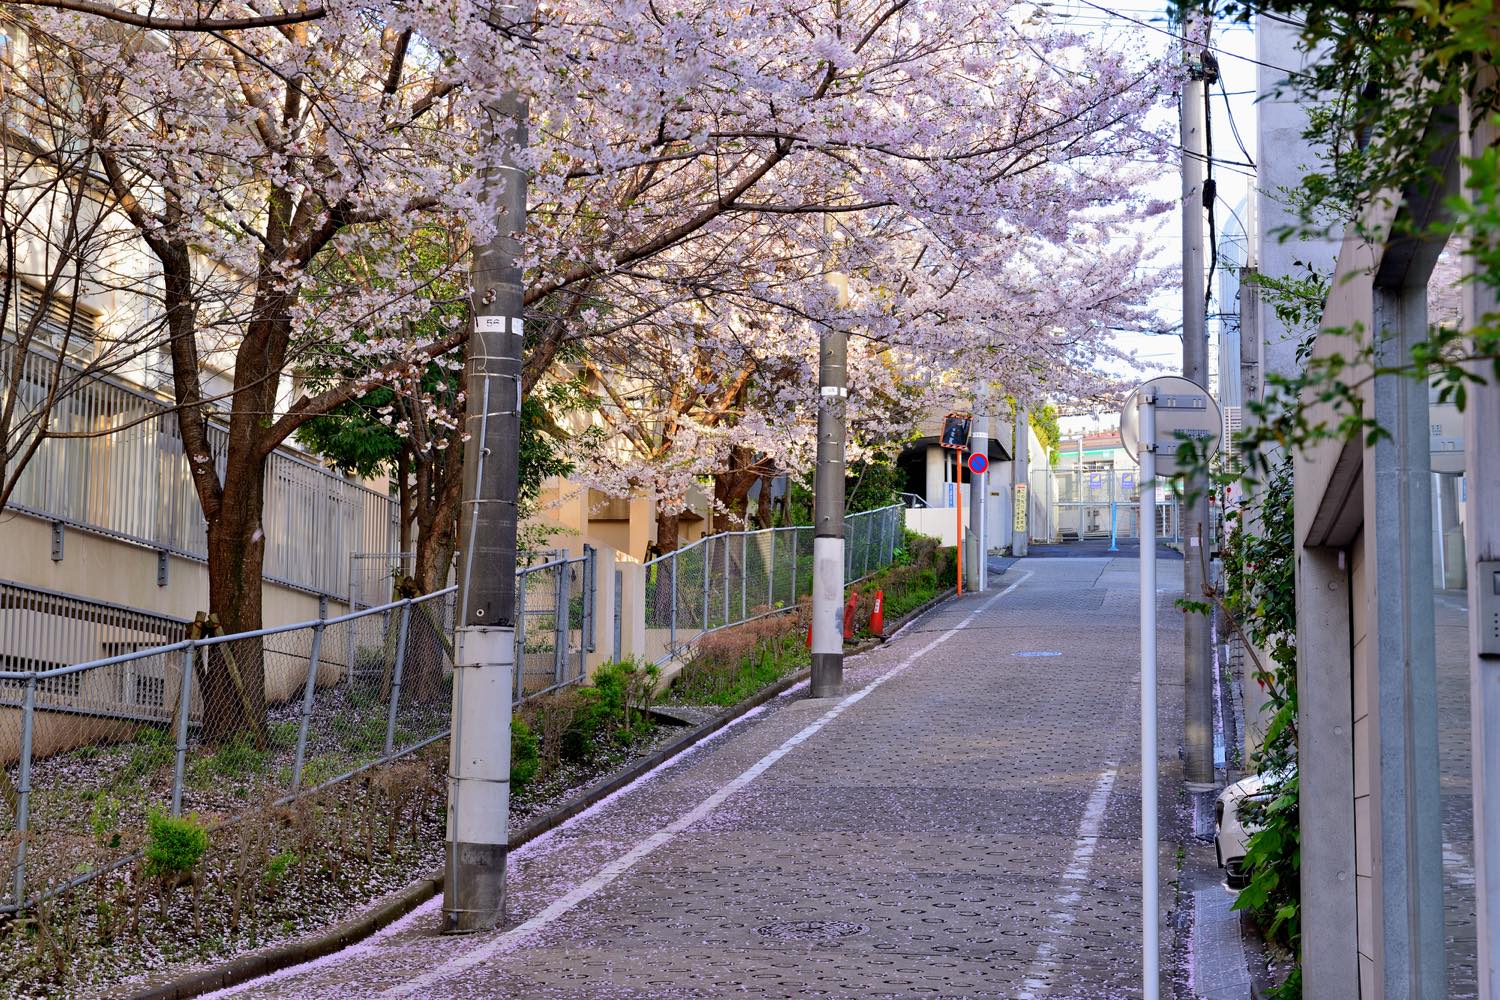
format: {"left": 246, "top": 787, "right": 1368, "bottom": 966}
{"left": 756, "top": 919, "right": 868, "bottom": 941}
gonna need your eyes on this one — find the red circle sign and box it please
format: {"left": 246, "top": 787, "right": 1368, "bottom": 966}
{"left": 967, "top": 452, "right": 988, "bottom": 475}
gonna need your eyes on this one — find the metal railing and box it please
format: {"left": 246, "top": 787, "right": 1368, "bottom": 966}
{"left": 1047, "top": 468, "right": 1183, "bottom": 544}
{"left": 2, "top": 338, "right": 397, "bottom": 599}
{"left": 642, "top": 504, "right": 904, "bottom": 665}
{"left": 0, "top": 549, "right": 595, "bottom": 914}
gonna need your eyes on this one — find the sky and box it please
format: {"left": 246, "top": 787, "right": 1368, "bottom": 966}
{"left": 1040, "top": 2, "right": 1263, "bottom": 438}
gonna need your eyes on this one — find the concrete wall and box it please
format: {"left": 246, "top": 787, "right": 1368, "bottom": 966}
{"left": 0, "top": 508, "right": 337, "bottom": 629}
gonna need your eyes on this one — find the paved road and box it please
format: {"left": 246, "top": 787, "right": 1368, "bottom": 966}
{"left": 1436, "top": 588, "right": 1478, "bottom": 997}
{"left": 213, "top": 557, "right": 1189, "bottom": 999}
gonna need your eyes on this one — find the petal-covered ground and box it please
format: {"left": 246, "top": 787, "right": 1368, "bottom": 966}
{"left": 210, "top": 556, "right": 1192, "bottom": 1000}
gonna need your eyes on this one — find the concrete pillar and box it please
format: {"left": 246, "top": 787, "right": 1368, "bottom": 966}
{"left": 1293, "top": 544, "right": 1359, "bottom": 999}
{"left": 925, "top": 446, "right": 946, "bottom": 508}
{"left": 1463, "top": 75, "right": 1500, "bottom": 1000}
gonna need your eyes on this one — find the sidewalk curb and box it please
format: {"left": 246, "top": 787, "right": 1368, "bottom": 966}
{"left": 125, "top": 586, "right": 963, "bottom": 1000}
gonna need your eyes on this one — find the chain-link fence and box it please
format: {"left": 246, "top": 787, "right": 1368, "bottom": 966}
{"left": 0, "top": 550, "right": 594, "bottom": 915}
{"left": 642, "top": 504, "right": 904, "bottom": 665}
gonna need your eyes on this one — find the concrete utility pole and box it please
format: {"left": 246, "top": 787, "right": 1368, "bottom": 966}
{"left": 1179, "top": 11, "right": 1216, "bottom": 792}
{"left": 967, "top": 387, "right": 988, "bottom": 592}
{"left": 810, "top": 267, "right": 849, "bottom": 699}
{"left": 444, "top": 2, "right": 532, "bottom": 933}
{"left": 1012, "top": 405, "right": 1030, "bottom": 558}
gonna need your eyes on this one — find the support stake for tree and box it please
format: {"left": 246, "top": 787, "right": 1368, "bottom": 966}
{"left": 385, "top": 601, "right": 413, "bottom": 757}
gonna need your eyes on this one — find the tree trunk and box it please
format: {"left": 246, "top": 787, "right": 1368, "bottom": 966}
{"left": 755, "top": 472, "right": 774, "bottom": 529}
{"left": 649, "top": 509, "right": 681, "bottom": 627}
{"left": 201, "top": 451, "right": 270, "bottom": 745}
{"left": 655, "top": 509, "right": 682, "bottom": 555}
{"left": 711, "top": 445, "right": 763, "bottom": 533}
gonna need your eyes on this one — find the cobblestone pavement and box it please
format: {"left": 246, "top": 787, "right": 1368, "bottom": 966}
{"left": 1436, "top": 588, "right": 1478, "bottom": 997}
{"left": 213, "top": 557, "right": 1190, "bottom": 1000}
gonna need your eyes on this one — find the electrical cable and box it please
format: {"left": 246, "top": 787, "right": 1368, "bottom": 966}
{"left": 1218, "top": 76, "right": 1255, "bottom": 169}
{"left": 1203, "top": 74, "right": 1218, "bottom": 318}
{"left": 1070, "top": 0, "right": 1304, "bottom": 76}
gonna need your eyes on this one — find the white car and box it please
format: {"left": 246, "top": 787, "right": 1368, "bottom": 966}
{"left": 1215, "top": 772, "right": 1272, "bottom": 890}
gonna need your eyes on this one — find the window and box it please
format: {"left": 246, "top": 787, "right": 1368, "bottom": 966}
{"left": 9, "top": 280, "right": 97, "bottom": 355}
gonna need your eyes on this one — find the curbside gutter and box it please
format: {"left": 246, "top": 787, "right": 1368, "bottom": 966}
{"left": 124, "top": 585, "right": 960, "bottom": 1000}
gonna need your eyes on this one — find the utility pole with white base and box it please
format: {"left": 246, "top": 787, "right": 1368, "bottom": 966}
{"left": 444, "top": 1, "right": 532, "bottom": 933}
{"left": 810, "top": 269, "right": 849, "bottom": 699}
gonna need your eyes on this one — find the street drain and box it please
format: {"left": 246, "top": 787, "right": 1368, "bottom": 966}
{"left": 756, "top": 920, "right": 868, "bottom": 941}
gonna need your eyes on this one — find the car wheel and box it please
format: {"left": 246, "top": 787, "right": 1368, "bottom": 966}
{"left": 1225, "top": 860, "right": 1251, "bottom": 891}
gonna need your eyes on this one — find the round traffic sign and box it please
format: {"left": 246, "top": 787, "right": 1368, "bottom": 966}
{"left": 1119, "top": 376, "right": 1222, "bottom": 478}
{"left": 967, "top": 452, "right": 989, "bottom": 476}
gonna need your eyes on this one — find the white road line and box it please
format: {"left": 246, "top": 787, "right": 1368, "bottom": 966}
{"left": 382, "top": 572, "right": 1034, "bottom": 998}
{"left": 1015, "top": 762, "right": 1120, "bottom": 1000}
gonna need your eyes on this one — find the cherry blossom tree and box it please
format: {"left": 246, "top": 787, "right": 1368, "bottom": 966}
{"left": 7, "top": 0, "right": 1172, "bottom": 738}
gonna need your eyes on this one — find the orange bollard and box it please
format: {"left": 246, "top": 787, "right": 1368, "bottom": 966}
{"left": 869, "top": 589, "right": 885, "bottom": 637}
{"left": 843, "top": 590, "right": 860, "bottom": 641}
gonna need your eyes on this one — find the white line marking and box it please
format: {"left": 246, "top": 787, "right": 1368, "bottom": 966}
{"left": 382, "top": 573, "right": 1033, "bottom": 997}
{"left": 1015, "top": 762, "right": 1119, "bottom": 1000}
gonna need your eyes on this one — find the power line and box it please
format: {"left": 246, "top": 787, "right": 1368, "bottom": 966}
{"left": 1070, "top": 0, "right": 1304, "bottom": 76}
{"left": 1217, "top": 76, "right": 1256, "bottom": 169}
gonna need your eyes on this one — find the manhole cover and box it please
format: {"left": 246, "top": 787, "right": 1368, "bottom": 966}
{"left": 757, "top": 920, "right": 867, "bottom": 940}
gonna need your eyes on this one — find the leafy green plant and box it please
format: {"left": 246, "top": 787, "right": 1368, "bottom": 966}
{"left": 511, "top": 718, "right": 541, "bottom": 790}
{"left": 122, "top": 727, "right": 175, "bottom": 781}
{"left": 89, "top": 795, "right": 123, "bottom": 849}
{"left": 194, "top": 734, "right": 270, "bottom": 782}
{"left": 1202, "top": 459, "right": 1301, "bottom": 985}
{"left": 263, "top": 850, "right": 298, "bottom": 886}
{"left": 143, "top": 808, "right": 209, "bottom": 880}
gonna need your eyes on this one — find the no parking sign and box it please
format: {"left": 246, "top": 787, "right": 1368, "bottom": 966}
{"left": 966, "top": 452, "right": 988, "bottom": 476}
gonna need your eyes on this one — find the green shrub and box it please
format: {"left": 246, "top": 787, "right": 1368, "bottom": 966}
{"left": 264, "top": 850, "right": 298, "bottom": 886}
{"left": 143, "top": 808, "right": 209, "bottom": 879}
{"left": 567, "top": 658, "right": 661, "bottom": 754}
{"left": 511, "top": 717, "right": 540, "bottom": 789}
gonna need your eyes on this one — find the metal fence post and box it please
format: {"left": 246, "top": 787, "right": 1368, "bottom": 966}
{"left": 669, "top": 552, "right": 678, "bottom": 654}
{"left": 170, "top": 645, "right": 196, "bottom": 816}
{"left": 740, "top": 534, "right": 748, "bottom": 622}
{"left": 790, "top": 529, "right": 798, "bottom": 606}
{"left": 514, "top": 569, "right": 528, "bottom": 701}
{"left": 384, "top": 601, "right": 413, "bottom": 757}
{"left": 290, "top": 620, "right": 326, "bottom": 793}
{"left": 13, "top": 674, "right": 36, "bottom": 910}
{"left": 583, "top": 545, "right": 596, "bottom": 656}
{"left": 553, "top": 562, "right": 568, "bottom": 685}
{"left": 702, "top": 543, "right": 711, "bottom": 632}
{"left": 768, "top": 528, "right": 777, "bottom": 606}
{"left": 723, "top": 535, "right": 731, "bottom": 626}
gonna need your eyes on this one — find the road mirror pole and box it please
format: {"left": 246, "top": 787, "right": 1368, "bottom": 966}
{"left": 1139, "top": 389, "right": 1159, "bottom": 1000}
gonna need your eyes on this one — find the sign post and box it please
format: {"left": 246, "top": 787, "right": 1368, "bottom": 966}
{"left": 955, "top": 449, "right": 963, "bottom": 595}
{"left": 1137, "top": 389, "right": 1158, "bottom": 1000}
{"left": 1120, "top": 375, "right": 1220, "bottom": 1000}
{"left": 940, "top": 414, "right": 972, "bottom": 596}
